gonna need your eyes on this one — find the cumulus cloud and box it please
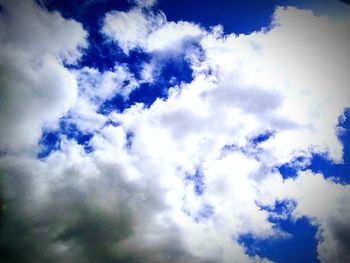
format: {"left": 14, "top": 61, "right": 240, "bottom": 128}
{"left": 69, "top": 65, "right": 139, "bottom": 132}
{"left": 0, "top": 142, "right": 172, "bottom": 263}
{"left": 104, "top": 6, "right": 350, "bottom": 261}
{"left": 200, "top": 6, "right": 350, "bottom": 164}
{"left": 1, "top": 2, "right": 350, "bottom": 263}
{"left": 265, "top": 171, "right": 350, "bottom": 262}
{"left": 102, "top": 8, "right": 202, "bottom": 54}
{"left": 0, "top": 0, "right": 87, "bottom": 152}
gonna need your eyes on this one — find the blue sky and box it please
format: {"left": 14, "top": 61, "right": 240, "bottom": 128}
{"left": 0, "top": 0, "right": 350, "bottom": 262}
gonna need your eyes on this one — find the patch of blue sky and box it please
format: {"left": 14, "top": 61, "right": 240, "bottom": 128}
{"left": 220, "top": 131, "right": 275, "bottom": 159}
{"left": 276, "top": 109, "right": 350, "bottom": 183}
{"left": 103, "top": 119, "right": 121, "bottom": 128}
{"left": 125, "top": 131, "right": 134, "bottom": 150}
{"left": 251, "top": 131, "right": 275, "bottom": 146}
{"left": 127, "top": 44, "right": 195, "bottom": 105}
{"left": 98, "top": 94, "right": 128, "bottom": 115}
{"left": 259, "top": 199, "right": 296, "bottom": 219}
{"left": 157, "top": 0, "right": 280, "bottom": 34}
{"left": 240, "top": 200, "right": 319, "bottom": 263}
{"left": 194, "top": 204, "right": 215, "bottom": 223}
{"left": 97, "top": 80, "right": 170, "bottom": 114}
{"left": 98, "top": 50, "right": 194, "bottom": 113}
{"left": 37, "top": 118, "right": 94, "bottom": 159}
{"left": 42, "top": 0, "right": 132, "bottom": 72}
{"left": 276, "top": 156, "right": 308, "bottom": 180}
{"left": 37, "top": 130, "right": 61, "bottom": 159}
{"left": 277, "top": 163, "right": 299, "bottom": 179}
{"left": 43, "top": 0, "right": 341, "bottom": 39}
{"left": 158, "top": 0, "right": 350, "bottom": 34}
{"left": 41, "top": 0, "right": 130, "bottom": 28}
{"left": 306, "top": 109, "right": 350, "bottom": 184}
{"left": 185, "top": 168, "right": 205, "bottom": 196}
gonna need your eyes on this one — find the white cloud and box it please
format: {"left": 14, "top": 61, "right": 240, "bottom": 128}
{"left": 0, "top": 0, "right": 87, "bottom": 152}
{"left": 75, "top": 65, "right": 138, "bottom": 102}
{"left": 102, "top": 8, "right": 202, "bottom": 54}
{"left": 266, "top": 171, "right": 350, "bottom": 262}
{"left": 102, "top": 8, "right": 164, "bottom": 54}
{"left": 145, "top": 21, "right": 202, "bottom": 52}
{"left": 68, "top": 65, "right": 139, "bottom": 132}
{"left": 200, "top": 6, "right": 350, "bottom": 164}
{"left": 1, "top": 2, "right": 350, "bottom": 263}
{"left": 105, "top": 6, "right": 350, "bottom": 261}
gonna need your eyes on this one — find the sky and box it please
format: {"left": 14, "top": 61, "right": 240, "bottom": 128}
{"left": 0, "top": 0, "right": 350, "bottom": 262}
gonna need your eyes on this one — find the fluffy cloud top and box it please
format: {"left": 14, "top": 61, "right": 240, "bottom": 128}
{"left": 0, "top": 1, "right": 350, "bottom": 263}
{"left": 0, "top": 0, "right": 87, "bottom": 152}
{"left": 211, "top": 8, "right": 349, "bottom": 165}
{"left": 102, "top": 8, "right": 202, "bottom": 54}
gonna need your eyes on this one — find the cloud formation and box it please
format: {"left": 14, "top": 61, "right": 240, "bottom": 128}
{"left": 0, "top": 0, "right": 87, "bottom": 152}
{"left": 102, "top": 8, "right": 202, "bottom": 54}
{"left": 0, "top": 1, "right": 350, "bottom": 263}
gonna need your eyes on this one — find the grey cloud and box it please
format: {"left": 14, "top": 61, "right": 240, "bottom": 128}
{"left": 207, "top": 83, "right": 283, "bottom": 115}
{"left": 319, "top": 208, "right": 350, "bottom": 263}
{"left": 0, "top": 0, "right": 87, "bottom": 152}
{"left": 0, "top": 155, "right": 205, "bottom": 263}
